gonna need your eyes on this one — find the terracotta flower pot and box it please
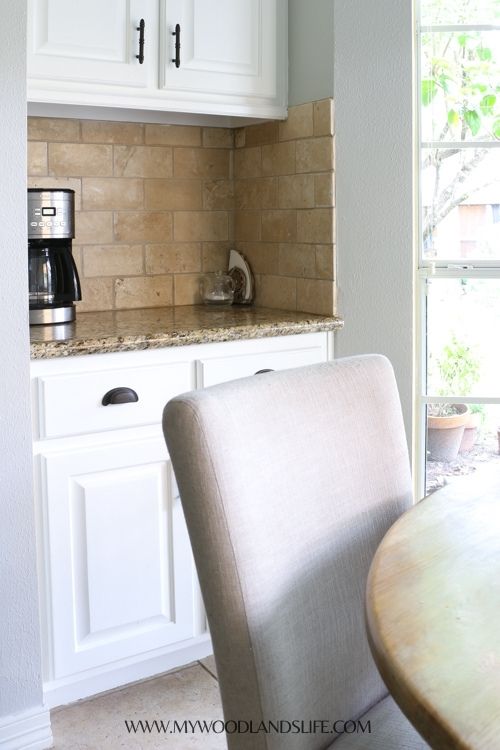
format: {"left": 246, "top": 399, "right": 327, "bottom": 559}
{"left": 459, "top": 411, "right": 481, "bottom": 453}
{"left": 427, "top": 405, "right": 469, "bottom": 462}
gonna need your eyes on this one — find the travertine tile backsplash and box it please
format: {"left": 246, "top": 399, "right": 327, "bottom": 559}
{"left": 233, "top": 100, "right": 335, "bottom": 316}
{"left": 27, "top": 99, "right": 335, "bottom": 315}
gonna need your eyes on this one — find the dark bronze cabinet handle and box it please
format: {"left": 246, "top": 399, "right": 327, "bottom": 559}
{"left": 136, "top": 19, "right": 145, "bottom": 64}
{"left": 254, "top": 369, "right": 275, "bottom": 375}
{"left": 102, "top": 387, "right": 139, "bottom": 406}
{"left": 172, "top": 24, "right": 181, "bottom": 67}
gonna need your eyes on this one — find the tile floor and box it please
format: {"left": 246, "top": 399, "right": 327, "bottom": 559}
{"left": 50, "top": 657, "right": 227, "bottom": 749}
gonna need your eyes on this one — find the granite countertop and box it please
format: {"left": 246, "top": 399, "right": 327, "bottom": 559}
{"left": 30, "top": 305, "right": 344, "bottom": 359}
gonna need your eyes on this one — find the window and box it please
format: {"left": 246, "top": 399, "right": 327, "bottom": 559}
{"left": 416, "top": 0, "right": 500, "bottom": 497}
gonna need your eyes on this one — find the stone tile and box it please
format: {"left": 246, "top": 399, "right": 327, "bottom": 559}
{"left": 114, "top": 211, "right": 173, "bottom": 243}
{"left": 235, "top": 242, "right": 279, "bottom": 275}
{"left": 199, "top": 656, "right": 218, "bottom": 679}
{"left": 313, "top": 99, "right": 334, "bottom": 136}
{"left": 278, "top": 243, "right": 316, "bottom": 277}
{"left": 48, "top": 143, "right": 113, "bottom": 176}
{"left": 77, "top": 278, "right": 114, "bottom": 313}
{"left": 315, "top": 244, "right": 335, "bottom": 280}
{"left": 28, "top": 117, "right": 80, "bottom": 142}
{"left": 174, "top": 273, "right": 204, "bottom": 305}
{"left": 83, "top": 244, "right": 144, "bottom": 277}
{"left": 81, "top": 121, "right": 144, "bottom": 144}
{"left": 202, "top": 180, "right": 234, "bottom": 210}
{"left": 256, "top": 274, "right": 297, "bottom": 310}
{"left": 144, "top": 179, "right": 202, "bottom": 210}
{"left": 115, "top": 275, "right": 173, "bottom": 309}
{"left": 234, "top": 147, "right": 262, "bottom": 179}
{"left": 295, "top": 137, "right": 333, "bottom": 174}
{"left": 202, "top": 243, "right": 230, "bottom": 272}
{"left": 145, "top": 124, "right": 201, "bottom": 146}
{"left": 234, "top": 128, "right": 246, "bottom": 148}
{"left": 28, "top": 177, "right": 82, "bottom": 210}
{"left": 202, "top": 127, "right": 234, "bottom": 149}
{"left": 174, "top": 148, "right": 230, "bottom": 179}
{"left": 314, "top": 173, "right": 335, "bottom": 207}
{"left": 234, "top": 177, "right": 277, "bottom": 210}
{"left": 228, "top": 209, "right": 235, "bottom": 243}
{"left": 28, "top": 141, "right": 47, "bottom": 176}
{"left": 279, "top": 102, "right": 314, "bottom": 141}
{"left": 261, "top": 210, "right": 296, "bottom": 242}
{"left": 296, "top": 208, "right": 334, "bottom": 244}
{"left": 174, "top": 211, "right": 228, "bottom": 242}
{"left": 234, "top": 210, "right": 261, "bottom": 241}
{"left": 114, "top": 146, "right": 173, "bottom": 178}
{"left": 145, "top": 243, "right": 202, "bottom": 274}
{"left": 75, "top": 211, "right": 114, "bottom": 244}
{"left": 50, "top": 664, "right": 225, "bottom": 750}
{"left": 261, "top": 142, "right": 296, "bottom": 176}
{"left": 297, "top": 278, "right": 334, "bottom": 315}
{"left": 82, "top": 178, "right": 143, "bottom": 210}
{"left": 244, "top": 121, "right": 279, "bottom": 147}
{"left": 278, "top": 174, "right": 315, "bottom": 209}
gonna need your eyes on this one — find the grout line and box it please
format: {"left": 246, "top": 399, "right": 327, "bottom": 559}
{"left": 198, "top": 659, "right": 218, "bottom": 682}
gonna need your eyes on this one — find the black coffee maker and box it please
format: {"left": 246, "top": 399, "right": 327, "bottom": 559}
{"left": 28, "top": 188, "right": 81, "bottom": 325}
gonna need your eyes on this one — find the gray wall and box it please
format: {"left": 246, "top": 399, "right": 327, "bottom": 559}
{"left": 333, "top": 0, "right": 414, "bottom": 437}
{"left": 288, "top": 0, "right": 334, "bottom": 106}
{"left": 0, "top": 0, "right": 44, "bottom": 717}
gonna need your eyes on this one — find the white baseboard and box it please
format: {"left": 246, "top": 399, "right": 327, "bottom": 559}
{"left": 0, "top": 705, "right": 52, "bottom": 750}
{"left": 44, "top": 635, "right": 213, "bottom": 709}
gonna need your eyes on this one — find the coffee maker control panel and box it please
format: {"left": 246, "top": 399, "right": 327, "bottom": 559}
{"left": 28, "top": 188, "right": 75, "bottom": 240}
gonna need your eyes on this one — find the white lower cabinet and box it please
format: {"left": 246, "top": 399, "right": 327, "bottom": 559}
{"left": 32, "top": 333, "right": 330, "bottom": 706}
{"left": 39, "top": 436, "right": 193, "bottom": 678}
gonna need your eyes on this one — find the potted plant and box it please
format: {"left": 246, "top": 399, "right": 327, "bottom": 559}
{"left": 427, "top": 335, "right": 480, "bottom": 462}
{"left": 460, "top": 404, "right": 484, "bottom": 454}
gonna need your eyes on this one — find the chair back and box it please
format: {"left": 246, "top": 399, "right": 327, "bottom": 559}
{"left": 163, "top": 355, "right": 412, "bottom": 750}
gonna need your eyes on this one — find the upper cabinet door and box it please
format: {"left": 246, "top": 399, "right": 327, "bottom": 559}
{"left": 159, "top": 0, "right": 284, "bottom": 102}
{"left": 27, "top": 0, "right": 158, "bottom": 89}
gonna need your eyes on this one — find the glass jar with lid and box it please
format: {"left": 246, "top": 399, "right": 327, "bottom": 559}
{"left": 200, "top": 271, "right": 234, "bottom": 305}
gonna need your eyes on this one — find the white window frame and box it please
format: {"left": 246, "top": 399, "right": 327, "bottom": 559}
{"left": 414, "top": 4, "right": 500, "bottom": 499}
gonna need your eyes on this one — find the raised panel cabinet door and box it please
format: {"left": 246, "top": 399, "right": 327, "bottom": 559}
{"left": 27, "top": 0, "right": 158, "bottom": 89}
{"left": 40, "top": 436, "right": 195, "bottom": 679}
{"left": 160, "top": 0, "right": 279, "bottom": 100}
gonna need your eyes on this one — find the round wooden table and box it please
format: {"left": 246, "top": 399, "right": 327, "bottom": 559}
{"left": 366, "top": 470, "right": 500, "bottom": 750}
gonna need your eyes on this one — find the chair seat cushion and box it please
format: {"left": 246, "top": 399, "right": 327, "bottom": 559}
{"left": 329, "top": 695, "right": 429, "bottom": 749}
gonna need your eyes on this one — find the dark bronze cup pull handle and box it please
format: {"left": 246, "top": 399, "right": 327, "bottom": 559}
{"left": 136, "top": 19, "right": 145, "bottom": 64}
{"left": 254, "top": 369, "right": 275, "bottom": 375}
{"left": 102, "top": 387, "right": 139, "bottom": 406}
{"left": 172, "top": 24, "right": 181, "bottom": 67}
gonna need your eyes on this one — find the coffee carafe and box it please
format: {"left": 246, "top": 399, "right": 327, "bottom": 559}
{"left": 28, "top": 188, "right": 81, "bottom": 325}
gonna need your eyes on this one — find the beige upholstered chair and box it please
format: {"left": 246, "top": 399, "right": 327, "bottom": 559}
{"left": 163, "top": 355, "right": 429, "bottom": 750}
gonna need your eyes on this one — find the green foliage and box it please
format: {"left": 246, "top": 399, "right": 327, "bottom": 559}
{"left": 421, "top": 27, "right": 500, "bottom": 140}
{"left": 428, "top": 334, "right": 481, "bottom": 418}
{"left": 422, "top": 78, "right": 438, "bottom": 105}
{"left": 493, "top": 118, "right": 500, "bottom": 138}
{"left": 436, "top": 334, "right": 481, "bottom": 396}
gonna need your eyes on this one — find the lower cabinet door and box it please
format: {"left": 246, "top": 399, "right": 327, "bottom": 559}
{"left": 39, "top": 435, "right": 194, "bottom": 679}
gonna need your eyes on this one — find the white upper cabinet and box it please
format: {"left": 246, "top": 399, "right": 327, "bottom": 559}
{"left": 27, "top": 0, "right": 157, "bottom": 89}
{"left": 27, "top": 0, "right": 287, "bottom": 120}
{"left": 160, "top": 0, "right": 278, "bottom": 100}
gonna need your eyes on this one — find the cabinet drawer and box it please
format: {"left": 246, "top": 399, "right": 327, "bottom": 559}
{"left": 35, "top": 361, "right": 192, "bottom": 439}
{"left": 199, "top": 341, "right": 326, "bottom": 388}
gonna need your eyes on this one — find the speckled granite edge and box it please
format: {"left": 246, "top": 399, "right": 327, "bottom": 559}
{"left": 30, "top": 309, "right": 344, "bottom": 359}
